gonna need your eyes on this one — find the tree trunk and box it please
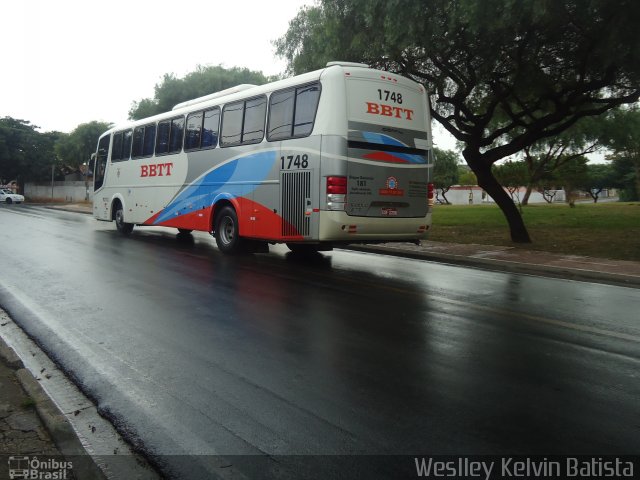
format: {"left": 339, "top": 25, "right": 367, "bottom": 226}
{"left": 470, "top": 161, "right": 532, "bottom": 243}
{"left": 522, "top": 184, "right": 533, "bottom": 205}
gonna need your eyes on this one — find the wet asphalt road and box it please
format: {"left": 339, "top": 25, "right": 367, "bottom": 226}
{"left": 0, "top": 205, "right": 639, "bottom": 478}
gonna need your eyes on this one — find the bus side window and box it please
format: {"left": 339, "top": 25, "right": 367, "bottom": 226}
{"left": 122, "top": 130, "right": 133, "bottom": 160}
{"left": 156, "top": 121, "right": 170, "bottom": 155}
{"left": 169, "top": 117, "right": 184, "bottom": 153}
{"left": 293, "top": 84, "right": 320, "bottom": 137}
{"left": 267, "top": 89, "right": 294, "bottom": 141}
{"left": 267, "top": 82, "right": 320, "bottom": 141}
{"left": 185, "top": 111, "right": 203, "bottom": 150}
{"left": 221, "top": 101, "right": 243, "bottom": 146}
{"left": 143, "top": 124, "right": 156, "bottom": 157}
{"left": 111, "top": 132, "right": 123, "bottom": 161}
{"left": 201, "top": 107, "right": 220, "bottom": 148}
{"left": 242, "top": 96, "right": 266, "bottom": 144}
{"left": 132, "top": 127, "right": 144, "bottom": 158}
{"left": 94, "top": 135, "right": 110, "bottom": 191}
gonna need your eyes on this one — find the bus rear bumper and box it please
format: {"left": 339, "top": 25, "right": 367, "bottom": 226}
{"left": 317, "top": 210, "right": 432, "bottom": 243}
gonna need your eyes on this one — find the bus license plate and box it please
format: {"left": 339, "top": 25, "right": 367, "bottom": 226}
{"left": 381, "top": 207, "right": 398, "bottom": 216}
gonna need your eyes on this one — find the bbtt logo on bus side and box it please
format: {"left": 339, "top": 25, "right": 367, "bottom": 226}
{"left": 366, "top": 102, "right": 414, "bottom": 120}
{"left": 141, "top": 163, "right": 173, "bottom": 177}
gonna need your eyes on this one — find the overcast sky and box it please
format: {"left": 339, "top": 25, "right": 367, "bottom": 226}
{"left": 0, "top": 0, "right": 313, "bottom": 133}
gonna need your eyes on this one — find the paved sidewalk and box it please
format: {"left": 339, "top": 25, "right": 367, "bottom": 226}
{"left": 0, "top": 327, "right": 106, "bottom": 480}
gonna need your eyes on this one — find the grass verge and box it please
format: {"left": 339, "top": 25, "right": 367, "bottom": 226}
{"left": 429, "top": 202, "right": 640, "bottom": 261}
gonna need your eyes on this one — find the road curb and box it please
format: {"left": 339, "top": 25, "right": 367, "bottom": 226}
{"left": 344, "top": 245, "right": 640, "bottom": 289}
{"left": 0, "top": 337, "right": 107, "bottom": 479}
{"left": 40, "top": 204, "right": 93, "bottom": 215}
{"left": 0, "top": 339, "right": 24, "bottom": 369}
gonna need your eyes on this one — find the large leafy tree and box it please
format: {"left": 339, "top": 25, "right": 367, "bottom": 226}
{"left": 555, "top": 156, "right": 589, "bottom": 207}
{"left": 519, "top": 116, "right": 601, "bottom": 205}
{"left": 599, "top": 106, "right": 640, "bottom": 200}
{"left": 276, "top": 0, "right": 640, "bottom": 242}
{"left": 55, "top": 121, "right": 111, "bottom": 171}
{"left": 609, "top": 153, "right": 638, "bottom": 201}
{"left": 0, "top": 117, "right": 59, "bottom": 184}
{"left": 129, "top": 65, "right": 272, "bottom": 120}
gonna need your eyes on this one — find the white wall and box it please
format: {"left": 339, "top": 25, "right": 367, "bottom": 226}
{"left": 437, "top": 186, "right": 566, "bottom": 205}
{"left": 25, "top": 181, "right": 93, "bottom": 202}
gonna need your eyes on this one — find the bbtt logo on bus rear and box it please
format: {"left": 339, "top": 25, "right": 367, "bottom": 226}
{"left": 366, "top": 102, "right": 414, "bottom": 120}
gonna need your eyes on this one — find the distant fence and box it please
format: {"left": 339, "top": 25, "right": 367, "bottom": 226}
{"left": 24, "top": 181, "right": 92, "bottom": 202}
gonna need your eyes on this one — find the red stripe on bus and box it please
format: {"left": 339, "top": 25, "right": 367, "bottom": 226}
{"left": 362, "top": 152, "right": 409, "bottom": 163}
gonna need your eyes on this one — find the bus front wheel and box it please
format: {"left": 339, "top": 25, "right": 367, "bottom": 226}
{"left": 214, "top": 206, "right": 242, "bottom": 254}
{"left": 114, "top": 204, "right": 134, "bottom": 234}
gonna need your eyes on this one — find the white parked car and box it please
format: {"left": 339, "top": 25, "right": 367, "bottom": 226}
{"left": 0, "top": 188, "right": 24, "bottom": 204}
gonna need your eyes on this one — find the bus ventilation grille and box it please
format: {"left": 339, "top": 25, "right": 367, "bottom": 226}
{"left": 281, "top": 170, "right": 311, "bottom": 237}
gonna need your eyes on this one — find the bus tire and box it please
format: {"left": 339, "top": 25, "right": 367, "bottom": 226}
{"left": 114, "top": 203, "right": 134, "bottom": 234}
{"left": 214, "top": 206, "right": 242, "bottom": 254}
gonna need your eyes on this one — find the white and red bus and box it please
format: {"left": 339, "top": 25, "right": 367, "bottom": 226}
{"left": 93, "top": 61, "right": 434, "bottom": 254}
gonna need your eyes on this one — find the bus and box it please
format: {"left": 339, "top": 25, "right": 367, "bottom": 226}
{"left": 93, "top": 61, "right": 434, "bottom": 254}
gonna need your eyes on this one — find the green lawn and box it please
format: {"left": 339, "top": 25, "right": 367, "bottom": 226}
{"left": 429, "top": 202, "right": 640, "bottom": 261}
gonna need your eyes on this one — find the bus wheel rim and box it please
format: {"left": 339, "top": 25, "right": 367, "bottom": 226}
{"left": 220, "top": 216, "right": 234, "bottom": 244}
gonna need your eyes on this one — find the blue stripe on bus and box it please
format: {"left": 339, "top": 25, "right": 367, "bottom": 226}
{"left": 361, "top": 132, "right": 426, "bottom": 164}
{"left": 153, "top": 151, "right": 277, "bottom": 225}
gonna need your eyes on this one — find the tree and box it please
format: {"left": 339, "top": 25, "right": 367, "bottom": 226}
{"left": 432, "top": 147, "right": 459, "bottom": 204}
{"left": 492, "top": 161, "right": 529, "bottom": 205}
{"left": 609, "top": 153, "right": 638, "bottom": 201}
{"left": 129, "top": 65, "right": 272, "bottom": 120}
{"left": 55, "top": 121, "right": 111, "bottom": 170}
{"left": 457, "top": 166, "right": 477, "bottom": 186}
{"left": 519, "top": 116, "right": 601, "bottom": 205}
{"left": 599, "top": 106, "right": 640, "bottom": 201}
{"left": 555, "top": 156, "right": 589, "bottom": 207}
{"left": 276, "top": 0, "right": 640, "bottom": 242}
{"left": 583, "top": 163, "right": 617, "bottom": 202}
{"left": 0, "top": 117, "right": 59, "bottom": 185}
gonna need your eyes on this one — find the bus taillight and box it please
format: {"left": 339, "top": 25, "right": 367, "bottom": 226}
{"left": 327, "top": 176, "right": 347, "bottom": 210}
{"left": 427, "top": 182, "right": 435, "bottom": 207}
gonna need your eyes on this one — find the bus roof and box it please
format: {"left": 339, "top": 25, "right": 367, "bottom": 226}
{"left": 100, "top": 62, "right": 421, "bottom": 137}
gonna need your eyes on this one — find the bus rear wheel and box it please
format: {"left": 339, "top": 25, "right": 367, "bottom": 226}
{"left": 214, "top": 206, "right": 242, "bottom": 254}
{"left": 114, "top": 203, "right": 134, "bottom": 234}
